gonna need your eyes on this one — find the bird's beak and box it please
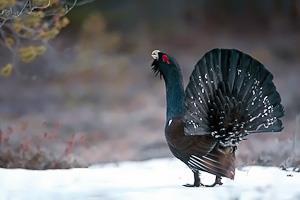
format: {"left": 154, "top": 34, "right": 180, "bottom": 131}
{"left": 151, "top": 50, "right": 160, "bottom": 60}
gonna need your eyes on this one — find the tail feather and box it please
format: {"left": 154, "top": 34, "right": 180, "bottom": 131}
{"left": 184, "top": 49, "right": 284, "bottom": 147}
{"left": 189, "top": 146, "right": 236, "bottom": 179}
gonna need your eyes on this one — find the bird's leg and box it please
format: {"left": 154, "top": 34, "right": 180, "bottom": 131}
{"left": 183, "top": 171, "right": 203, "bottom": 187}
{"left": 204, "top": 176, "right": 223, "bottom": 187}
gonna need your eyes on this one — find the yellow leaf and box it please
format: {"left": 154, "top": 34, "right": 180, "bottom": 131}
{"left": 0, "top": 64, "right": 13, "bottom": 77}
{"left": 19, "top": 46, "right": 47, "bottom": 63}
{"left": 32, "top": 0, "right": 50, "bottom": 7}
{"left": 5, "top": 37, "right": 15, "bottom": 48}
{"left": 60, "top": 17, "right": 70, "bottom": 28}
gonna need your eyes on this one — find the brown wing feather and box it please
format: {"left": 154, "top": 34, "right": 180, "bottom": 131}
{"left": 197, "top": 146, "right": 235, "bottom": 179}
{"left": 165, "top": 118, "right": 235, "bottom": 179}
{"left": 165, "top": 118, "right": 216, "bottom": 155}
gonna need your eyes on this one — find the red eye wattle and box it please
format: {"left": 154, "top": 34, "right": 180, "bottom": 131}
{"left": 162, "top": 55, "right": 171, "bottom": 64}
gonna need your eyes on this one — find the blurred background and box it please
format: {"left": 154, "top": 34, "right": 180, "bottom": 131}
{"left": 0, "top": 0, "right": 299, "bottom": 169}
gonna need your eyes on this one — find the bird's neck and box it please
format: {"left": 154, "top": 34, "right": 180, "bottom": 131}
{"left": 163, "top": 69, "right": 185, "bottom": 121}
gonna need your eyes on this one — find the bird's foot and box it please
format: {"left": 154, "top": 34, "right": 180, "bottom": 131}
{"left": 203, "top": 182, "right": 221, "bottom": 187}
{"left": 203, "top": 176, "right": 223, "bottom": 187}
{"left": 183, "top": 183, "right": 204, "bottom": 187}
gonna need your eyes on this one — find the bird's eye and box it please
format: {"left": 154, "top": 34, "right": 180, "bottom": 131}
{"left": 162, "top": 55, "right": 170, "bottom": 64}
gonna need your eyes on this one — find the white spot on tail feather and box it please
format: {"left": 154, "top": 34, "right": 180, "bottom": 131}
{"left": 237, "top": 69, "right": 241, "bottom": 75}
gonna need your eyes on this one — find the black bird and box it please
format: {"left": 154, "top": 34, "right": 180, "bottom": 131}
{"left": 150, "top": 49, "right": 284, "bottom": 187}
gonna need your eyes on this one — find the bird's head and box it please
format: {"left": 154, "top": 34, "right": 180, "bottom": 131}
{"left": 151, "top": 50, "right": 179, "bottom": 79}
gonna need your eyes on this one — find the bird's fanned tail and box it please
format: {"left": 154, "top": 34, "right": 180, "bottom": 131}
{"left": 184, "top": 49, "right": 284, "bottom": 147}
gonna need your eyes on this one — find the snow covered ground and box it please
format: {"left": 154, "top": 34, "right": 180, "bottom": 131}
{"left": 0, "top": 158, "right": 299, "bottom": 200}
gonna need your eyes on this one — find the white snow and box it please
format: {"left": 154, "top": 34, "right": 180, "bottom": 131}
{"left": 0, "top": 158, "right": 299, "bottom": 200}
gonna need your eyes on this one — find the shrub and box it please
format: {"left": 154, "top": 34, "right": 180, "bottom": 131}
{"left": 0, "top": 0, "right": 90, "bottom": 77}
{"left": 0, "top": 123, "right": 87, "bottom": 169}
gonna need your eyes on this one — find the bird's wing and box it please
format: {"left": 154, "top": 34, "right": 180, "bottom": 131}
{"left": 166, "top": 118, "right": 235, "bottom": 179}
{"left": 184, "top": 49, "right": 284, "bottom": 146}
{"left": 165, "top": 118, "right": 217, "bottom": 156}
{"left": 188, "top": 145, "right": 236, "bottom": 179}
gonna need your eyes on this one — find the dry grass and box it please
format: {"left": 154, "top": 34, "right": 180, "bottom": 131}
{"left": 0, "top": 124, "right": 87, "bottom": 169}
